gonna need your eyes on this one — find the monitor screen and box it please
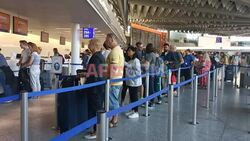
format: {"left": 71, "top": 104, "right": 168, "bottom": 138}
{"left": 83, "top": 27, "right": 94, "bottom": 39}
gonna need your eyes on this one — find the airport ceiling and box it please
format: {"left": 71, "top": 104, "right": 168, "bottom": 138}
{"left": 128, "top": 0, "right": 250, "bottom": 36}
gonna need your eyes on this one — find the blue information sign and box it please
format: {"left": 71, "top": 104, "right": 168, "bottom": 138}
{"left": 83, "top": 27, "right": 95, "bottom": 39}
{"left": 216, "top": 37, "right": 222, "bottom": 43}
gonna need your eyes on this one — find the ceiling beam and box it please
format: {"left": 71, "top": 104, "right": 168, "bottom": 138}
{"left": 129, "top": 0, "right": 250, "bottom": 18}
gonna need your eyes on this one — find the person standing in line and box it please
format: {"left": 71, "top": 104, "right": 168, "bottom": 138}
{"left": 121, "top": 47, "right": 129, "bottom": 106}
{"left": 105, "top": 33, "right": 124, "bottom": 128}
{"left": 154, "top": 49, "right": 164, "bottom": 104}
{"left": 160, "top": 43, "right": 170, "bottom": 96}
{"left": 143, "top": 43, "right": 157, "bottom": 108}
{"left": 124, "top": 46, "right": 142, "bottom": 119}
{"left": 200, "top": 53, "right": 211, "bottom": 88}
{"left": 135, "top": 42, "right": 146, "bottom": 100}
{"left": 165, "top": 45, "right": 184, "bottom": 96}
{"left": 17, "top": 40, "right": 31, "bottom": 92}
{"left": 84, "top": 38, "right": 105, "bottom": 140}
{"left": 23, "top": 42, "right": 41, "bottom": 92}
{"left": 102, "top": 42, "right": 111, "bottom": 61}
{"left": 182, "top": 49, "right": 195, "bottom": 81}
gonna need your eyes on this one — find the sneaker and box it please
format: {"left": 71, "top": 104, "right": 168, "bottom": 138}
{"left": 128, "top": 112, "right": 139, "bottom": 119}
{"left": 125, "top": 111, "right": 134, "bottom": 116}
{"left": 84, "top": 133, "right": 96, "bottom": 140}
{"left": 156, "top": 101, "right": 162, "bottom": 104}
{"left": 148, "top": 104, "right": 155, "bottom": 110}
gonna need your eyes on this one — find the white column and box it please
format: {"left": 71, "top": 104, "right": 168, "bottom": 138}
{"left": 71, "top": 23, "right": 81, "bottom": 75}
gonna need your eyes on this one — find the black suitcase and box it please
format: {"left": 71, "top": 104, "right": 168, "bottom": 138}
{"left": 57, "top": 76, "right": 88, "bottom": 133}
{"left": 225, "top": 66, "right": 234, "bottom": 81}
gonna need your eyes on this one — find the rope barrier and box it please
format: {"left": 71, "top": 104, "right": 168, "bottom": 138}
{"left": 107, "top": 88, "right": 169, "bottom": 118}
{"left": 0, "top": 67, "right": 219, "bottom": 104}
{"left": 50, "top": 117, "right": 97, "bottom": 141}
{"left": 197, "top": 71, "right": 209, "bottom": 78}
{"left": 28, "top": 80, "right": 106, "bottom": 97}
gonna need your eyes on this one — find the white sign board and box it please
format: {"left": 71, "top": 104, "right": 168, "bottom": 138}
{"left": 51, "top": 56, "right": 63, "bottom": 74}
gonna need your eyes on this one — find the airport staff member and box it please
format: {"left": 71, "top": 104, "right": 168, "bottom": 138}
{"left": 105, "top": 33, "right": 124, "bottom": 128}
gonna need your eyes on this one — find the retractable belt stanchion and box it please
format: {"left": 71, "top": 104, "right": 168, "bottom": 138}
{"left": 191, "top": 66, "right": 194, "bottom": 89}
{"left": 21, "top": 92, "right": 29, "bottom": 141}
{"left": 234, "top": 65, "right": 237, "bottom": 87}
{"left": 206, "top": 71, "right": 211, "bottom": 108}
{"left": 144, "top": 73, "right": 150, "bottom": 117}
{"left": 105, "top": 80, "right": 110, "bottom": 141}
{"left": 96, "top": 110, "right": 106, "bottom": 141}
{"left": 212, "top": 69, "right": 216, "bottom": 101}
{"left": 177, "top": 68, "right": 181, "bottom": 97}
{"left": 215, "top": 69, "right": 218, "bottom": 97}
{"left": 168, "top": 85, "right": 174, "bottom": 141}
{"left": 192, "top": 75, "right": 198, "bottom": 125}
{"left": 221, "top": 65, "right": 225, "bottom": 90}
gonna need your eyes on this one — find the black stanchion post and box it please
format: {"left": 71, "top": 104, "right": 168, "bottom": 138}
{"left": 177, "top": 68, "right": 181, "bottom": 97}
{"left": 97, "top": 110, "right": 106, "bottom": 141}
{"left": 144, "top": 73, "right": 150, "bottom": 117}
{"left": 168, "top": 85, "right": 174, "bottom": 141}
{"left": 212, "top": 69, "right": 216, "bottom": 102}
{"left": 206, "top": 71, "right": 211, "bottom": 108}
{"left": 105, "top": 80, "right": 110, "bottom": 141}
{"left": 192, "top": 76, "right": 198, "bottom": 125}
{"left": 21, "top": 92, "right": 28, "bottom": 141}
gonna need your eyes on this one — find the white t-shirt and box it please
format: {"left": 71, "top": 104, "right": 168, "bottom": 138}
{"left": 21, "top": 48, "right": 31, "bottom": 64}
{"left": 31, "top": 52, "right": 41, "bottom": 66}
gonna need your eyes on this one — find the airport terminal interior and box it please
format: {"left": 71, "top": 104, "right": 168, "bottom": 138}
{"left": 0, "top": 0, "right": 249, "bottom": 141}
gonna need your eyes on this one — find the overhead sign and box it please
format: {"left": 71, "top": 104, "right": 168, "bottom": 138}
{"left": 51, "top": 56, "right": 63, "bottom": 74}
{"left": 216, "top": 37, "right": 222, "bottom": 43}
{"left": 83, "top": 27, "right": 94, "bottom": 39}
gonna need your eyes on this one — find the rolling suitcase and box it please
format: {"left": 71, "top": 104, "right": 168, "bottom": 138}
{"left": 225, "top": 66, "right": 234, "bottom": 81}
{"left": 57, "top": 76, "right": 88, "bottom": 133}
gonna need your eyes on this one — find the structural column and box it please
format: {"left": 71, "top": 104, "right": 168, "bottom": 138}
{"left": 71, "top": 23, "right": 81, "bottom": 75}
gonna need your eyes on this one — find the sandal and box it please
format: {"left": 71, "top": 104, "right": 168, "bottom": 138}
{"left": 109, "top": 121, "right": 118, "bottom": 128}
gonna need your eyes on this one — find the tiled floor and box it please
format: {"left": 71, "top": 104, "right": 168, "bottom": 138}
{"left": 0, "top": 82, "right": 249, "bottom": 141}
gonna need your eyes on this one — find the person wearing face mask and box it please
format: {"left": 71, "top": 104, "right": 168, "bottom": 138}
{"left": 84, "top": 38, "right": 105, "bottom": 140}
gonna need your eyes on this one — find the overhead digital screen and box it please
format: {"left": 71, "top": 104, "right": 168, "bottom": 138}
{"left": 83, "top": 27, "right": 95, "bottom": 39}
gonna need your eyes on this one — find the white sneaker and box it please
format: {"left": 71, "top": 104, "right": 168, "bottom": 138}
{"left": 84, "top": 133, "right": 96, "bottom": 140}
{"left": 128, "top": 112, "right": 139, "bottom": 119}
{"left": 125, "top": 111, "right": 134, "bottom": 116}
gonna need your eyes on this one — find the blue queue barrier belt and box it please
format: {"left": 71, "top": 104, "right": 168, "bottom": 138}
{"left": 28, "top": 80, "right": 106, "bottom": 97}
{"left": 107, "top": 87, "right": 169, "bottom": 118}
{"left": 110, "top": 74, "right": 147, "bottom": 83}
{"left": 174, "top": 77, "right": 195, "bottom": 89}
{"left": 50, "top": 117, "right": 97, "bottom": 141}
{"left": 197, "top": 71, "right": 209, "bottom": 79}
{"left": 180, "top": 66, "right": 192, "bottom": 70}
{"left": 0, "top": 95, "right": 20, "bottom": 104}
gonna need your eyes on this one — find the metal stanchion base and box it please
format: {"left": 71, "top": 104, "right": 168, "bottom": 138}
{"left": 189, "top": 121, "right": 200, "bottom": 125}
{"left": 143, "top": 114, "right": 151, "bottom": 117}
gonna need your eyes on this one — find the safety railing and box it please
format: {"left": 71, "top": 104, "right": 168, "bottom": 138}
{"left": 0, "top": 66, "right": 226, "bottom": 141}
